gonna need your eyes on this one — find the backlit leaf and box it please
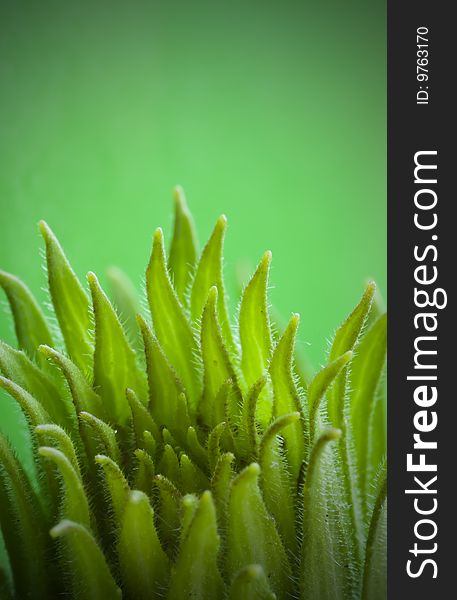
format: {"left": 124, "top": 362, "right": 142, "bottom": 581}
{"left": 269, "top": 313, "right": 305, "bottom": 482}
{"left": 0, "top": 270, "right": 53, "bottom": 369}
{"left": 80, "top": 412, "right": 121, "bottom": 464}
{"left": 190, "top": 215, "right": 233, "bottom": 348}
{"left": 350, "top": 314, "right": 387, "bottom": 514}
{"left": 126, "top": 387, "right": 160, "bottom": 448}
{"left": 0, "top": 341, "right": 73, "bottom": 427}
{"left": 227, "top": 463, "right": 292, "bottom": 598}
{"left": 38, "top": 445, "right": 90, "bottom": 527}
{"left": 88, "top": 272, "right": 146, "bottom": 425}
{"left": 200, "top": 286, "right": 241, "bottom": 428}
{"left": 133, "top": 449, "right": 155, "bottom": 495}
{"left": 168, "top": 491, "right": 224, "bottom": 600}
{"left": 50, "top": 520, "right": 121, "bottom": 599}
{"left": 154, "top": 474, "right": 181, "bottom": 559}
{"left": 259, "top": 413, "right": 299, "bottom": 555}
{"left": 138, "top": 315, "right": 188, "bottom": 441}
{"left": 229, "top": 564, "right": 276, "bottom": 600}
{"left": 39, "top": 221, "right": 93, "bottom": 375}
{"left": 118, "top": 490, "right": 169, "bottom": 599}
{"left": 169, "top": 186, "right": 199, "bottom": 303}
{"left": 239, "top": 252, "right": 273, "bottom": 424}
{"left": 146, "top": 228, "right": 200, "bottom": 407}
{"left": 0, "top": 376, "right": 49, "bottom": 429}
{"left": 39, "top": 344, "right": 106, "bottom": 420}
{"left": 327, "top": 282, "right": 376, "bottom": 427}
{"left": 300, "top": 428, "right": 344, "bottom": 600}
{"left": 307, "top": 351, "right": 353, "bottom": 444}
{"left": 95, "top": 454, "right": 129, "bottom": 526}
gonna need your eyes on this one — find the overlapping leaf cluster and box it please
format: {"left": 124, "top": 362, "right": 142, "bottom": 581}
{"left": 0, "top": 188, "right": 387, "bottom": 599}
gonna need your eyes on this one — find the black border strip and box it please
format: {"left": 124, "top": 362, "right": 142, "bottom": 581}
{"left": 388, "top": 1, "right": 454, "bottom": 596}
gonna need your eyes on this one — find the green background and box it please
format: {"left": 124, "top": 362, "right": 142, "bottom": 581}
{"left": 0, "top": 0, "right": 385, "bottom": 455}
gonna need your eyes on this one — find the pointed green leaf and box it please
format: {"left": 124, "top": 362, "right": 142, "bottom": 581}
{"left": 308, "top": 351, "right": 353, "bottom": 443}
{"left": 143, "top": 430, "right": 157, "bottom": 457}
{"left": 309, "top": 350, "right": 363, "bottom": 589}
{"left": 186, "top": 426, "right": 208, "bottom": 472}
{"left": 0, "top": 376, "right": 49, "bottom": 428}
{"left": 229, "top": 564, "right": 277, "bottom": 600}
{"left": 0, "top": 270, "right": 53, "bottom": 368}
{"left": 219, "top": 379, "right": 241, "bottom": 444}
{"left": 365, "top": 282, "right": 386, "bottom": 329}
{"left": 39, "top": 221, "right": 93, "bottom": 375}
{"left": 118, "top": 490, "right": 169, "bottom": 599}
{"left": 38, "top": 446, "right": 90, "bottom": 527}
{"left": 39, "top": 344, "right": 106, "bottom": 420}
{"left": 269, "top": 313, "right": 305, "bottom": 481}
{"left": 350, "top": 313, "right": 387, "bottom": 513}
{"left": 200, "top": 286, "right": 241, "bottom": 428}
{"left": 180, "top": 493, "right": 199, "bottom": 540}
{"left": 35, "top": 424, "right": 82, "bottom": 477}
{"left": 259, "top": 413, "right": 299, "bottom": 554}
{"left": 154, "top": 474, "right": 181, "bottom": 559}
{"left": 239, "top": 252, "right": 273, "bottom": 424}
{"left": 133, "top": 449, "right": 155, "bottom": 495}
{"left": 211, "top": 451, "right": 234, "bottom": 530}
{"left": 80, "top": 412, "right": 121, "bottom": 463}
{"left": 158, "top": 444, "right": 181, "bottom": 489}
{"left": 180, "top": 453, "right": 209, "bottom": 494}
{"left": 0, "top": 341, "right": 73, "bottom": 427}
{"left": 88, "top": 272, "right": 146, "bottom": 425}
{"left": 191, "top": 215, "right": 233, "bottom": 348}
{"left": 95, "top": 454, "right": 129, "bottom": 526}
{"left": 168, "top": 491, "right": 224, "bottom": 600}
{"left": 138, "top": 315, "right": 189, "bottom": 440}
{"left": 0, "top": 392, "right": 59, "bottom": 516}
{"left": 239, "top": 251, "right": 272, "bottom": 381}
{"left": 227, "top": 463, "right": 292, "bottom": 597}
{"left": 300, "top": 428, "right": 345, "bottom": 600}
{"left": 327, "top": 282, "right": 376, "bottom": 427}
{"left": 0, "top": 433, "right": 49, "bottom": 599}
{"left": 207, "top": 421, "right": 227, "bottom": 473}
{"left": 168, "top": 185, "right": 199, "bottom": 303}
{"left": 324, "top": 285, "right": 375, "bottom": 576}
{"left": 50, "top": 520, "right": 121, "bottom": 599}
{"left": 126, "top": 387, "right": 160, "bottom": 448}
{"left": 162, "top": 427, "right": 178, "bottom": 448}
{"left": 146, "top": 227, "right": 200, "bottom": 406}
{"left": 236, "top": 375, "right": 266, "bottom": 460}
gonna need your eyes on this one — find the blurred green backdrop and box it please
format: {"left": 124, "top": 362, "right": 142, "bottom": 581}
{"left": 0, "top": 0, "right": 385, "bottom": 457}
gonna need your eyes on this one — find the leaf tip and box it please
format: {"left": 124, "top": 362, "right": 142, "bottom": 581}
{"left": 246, "top": 462, "right": 261, "bottom": 477}
{"left": 262, "top": 250, "right": 272, "bottom": 267}
{"left": 37, "top": 344, "right": 54, "bottom": 359}
{"left": 38, "top": 219, "right": 52, "bottom": 241}
{"left": 173, "top": 185, "right": 186, "bottom": 207}
{"left": 216, "top": 214, "right": 228, "bottom": 231}
{"left": 342, "top": 349, "right": 353, "bottom": 363}
{"left": 326, "top": 428, "right": 342, "bottom": 442}
{"left": 206, "top": 285, "right": 218, "bottom": 306}
{"left": 153, "top": 227, "right": 164, "bottom": 249}
{"left": 87, "top": 271, "right": 99, "bottom": 291}
{"left": 50, "top": 519, "right": 70, "bottom": 539}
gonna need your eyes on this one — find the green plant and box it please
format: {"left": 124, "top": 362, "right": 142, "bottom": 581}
{"left": 0, "top": 188, "right": 387, "bottom": 600}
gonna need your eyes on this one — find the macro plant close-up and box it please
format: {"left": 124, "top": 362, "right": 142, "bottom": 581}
{"left": 0, "top": 189, "right": 387, "bottom": 600}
